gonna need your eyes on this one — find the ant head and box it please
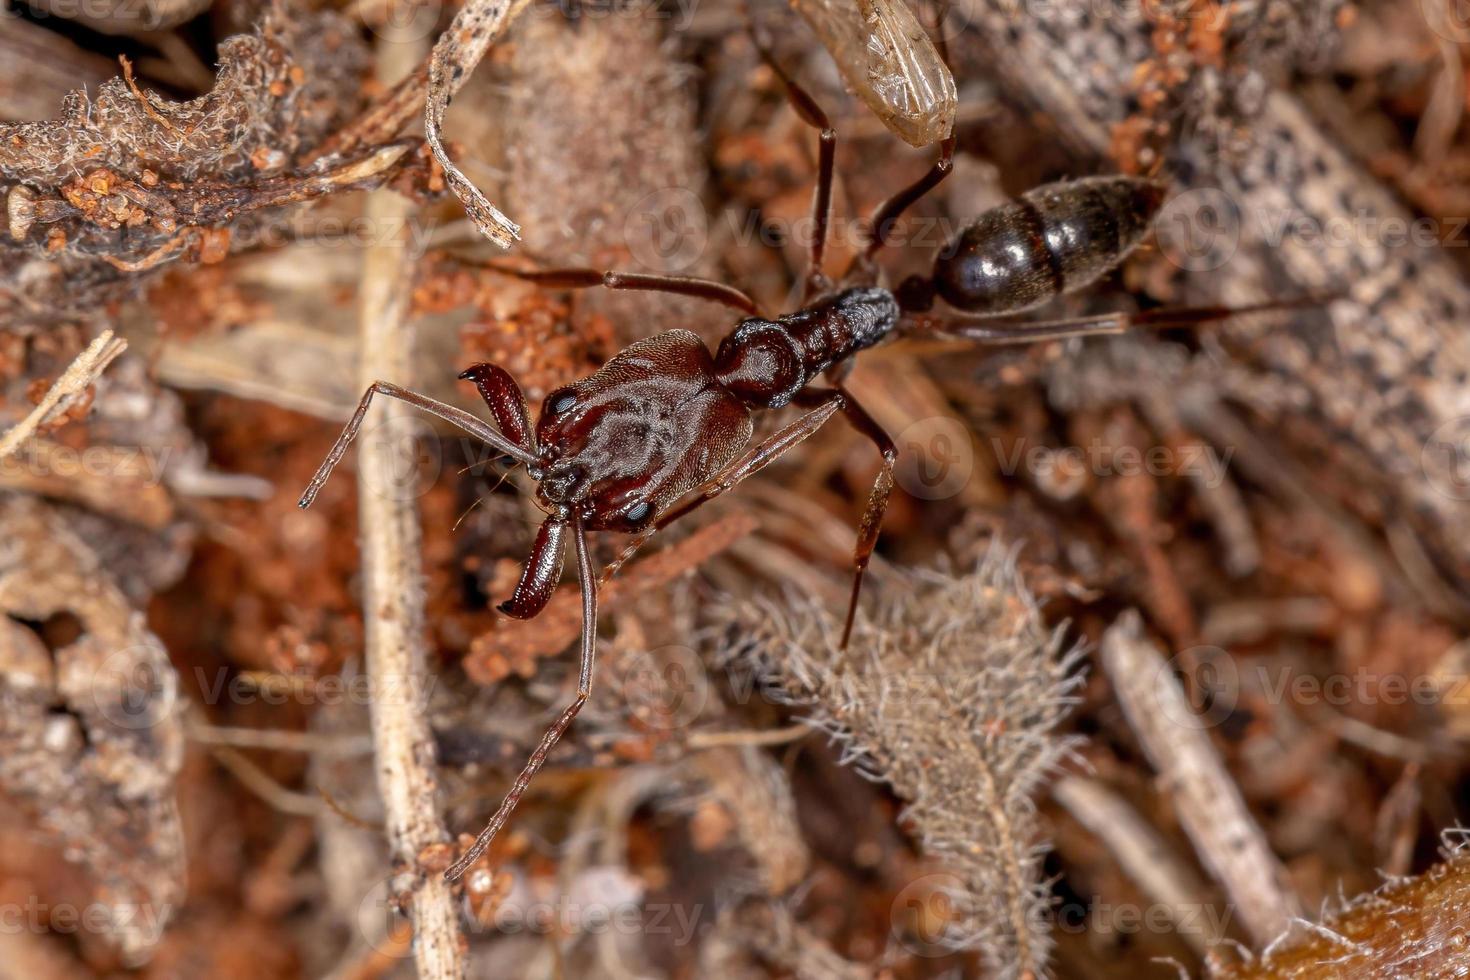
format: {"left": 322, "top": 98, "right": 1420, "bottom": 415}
{"left": 531, "top": 330, "right": 752, "bottom": 533}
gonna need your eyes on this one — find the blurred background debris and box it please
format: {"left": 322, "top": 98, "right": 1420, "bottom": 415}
{"left": 1, "top": 0, "right": 1469, "bottom": 976}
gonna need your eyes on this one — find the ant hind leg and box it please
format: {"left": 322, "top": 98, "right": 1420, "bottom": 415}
{"left": 793, "top": 386, "right": 896, "bottom": 649}
{"left": 902, "top": 294, "right": 1332, "bottom": 345}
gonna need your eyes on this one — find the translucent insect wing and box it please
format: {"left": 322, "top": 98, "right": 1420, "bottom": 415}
{"left": 791, "top": 0, "right": 957, "bottom": 147}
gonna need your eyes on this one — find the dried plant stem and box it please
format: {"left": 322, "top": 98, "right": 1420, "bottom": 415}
{"left": 351, "top": 36, "right": 464, "bottom": 980}
{"left": 424, "top": 0, "right": 534, "bottom": 248}
{"left": 1053, "top": 775, "right": 1218, "bottom": 954}
{"left": 0, "top": 330, "right": 125, "bottom": 460}
{"left": 1101, "top": 611, "right": 1301, "bottom": 946}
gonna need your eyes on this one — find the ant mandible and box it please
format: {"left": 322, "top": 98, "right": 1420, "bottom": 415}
{"left": 299, "top": 45, "right": 1256, "bottom": 883}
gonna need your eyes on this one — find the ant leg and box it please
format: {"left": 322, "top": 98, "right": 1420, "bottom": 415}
{"left": 599, "top": 394, "right": 846, "bottom": 581}
{"left": 904, "top": 294, "right": 1330, "bottom": 345}
{"left": 754, "top": 38, "right": 836, "bottom": 299}
{"left": 794, "top": 387, "right": 895, "bottom": 648}
{"left": 654, "top": 393, "right": 842, "bottom": 530}
{"left": 299, "top": 381, "right": 537, "bottom": 508}
{"left": 860, "top": 137, "right": 956, "bottom": 261}
{"left": 474, "top": 261, "right": 761, "bottom": 317}
{"left": 857, "top": 0, "right": 957, "bottom": 266}
{"left": 904, "top": 309, "right": 1130, "bottom": 345}
{"left": 445, "top": 517, "right": 599, "bottom": 882}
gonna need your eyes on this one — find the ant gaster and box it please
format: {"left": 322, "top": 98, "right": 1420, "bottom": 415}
{"left": 300, "top": 51, "right": 1218, "bottom": 883}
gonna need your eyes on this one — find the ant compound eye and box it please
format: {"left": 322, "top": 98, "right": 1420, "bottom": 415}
{"left": 624, "top": 500, "right": 652, "bottom": 524}
{"left": 548, "top": 391, "right": 577, "bottom": 415}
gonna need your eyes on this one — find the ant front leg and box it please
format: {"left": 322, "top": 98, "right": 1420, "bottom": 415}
{"left": 445, "top": 517, "right": 600, "bottom": 882}
{"left": 793, "top": 387, "right": 896, "bottom": 648}
{"left": 754, "top": 34, "right": 836, "bottom": 301}
{"left": 473, "top": 261, "right": 761, "bottom": 317}
{"left": 299, "top": 381, "right": 538, "bottom": 508}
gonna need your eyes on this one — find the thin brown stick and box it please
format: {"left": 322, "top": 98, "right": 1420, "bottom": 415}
{"left": 1100, "top": 611, "right": 1302, "bottom": 945}
{"left": 351, "top": 34, "right": 464, "bottom": 980}
{"left": 0, "top": 330, "right": 126, "bottom": 461}
{"left": 1052, "top": 774, "right": 1220, "bottom": 954}
{"left": 424, "top": 0, "right": 534, "bottom": 248}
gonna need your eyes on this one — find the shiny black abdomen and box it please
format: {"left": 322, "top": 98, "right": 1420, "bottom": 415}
{"left": 931, "top": 176, "right": 1165, "bottom": 315}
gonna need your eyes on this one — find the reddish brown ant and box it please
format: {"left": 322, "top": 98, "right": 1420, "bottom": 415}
{"left": 299, "top": 48, "right": 1292, "bottom": 883}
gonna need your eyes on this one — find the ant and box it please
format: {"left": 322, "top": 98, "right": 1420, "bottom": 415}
{"left": 299, "top": 45, "right": 1290, "bottom": 883}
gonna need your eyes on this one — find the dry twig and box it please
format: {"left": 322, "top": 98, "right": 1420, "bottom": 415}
{"left": 424, "top": 0, "right": 534, "bottom": 248}
{"left": 350, "top": 38, "right": 464, "bottom": 980}
{"left": 1053, "top": 774, "right": 1220, "bottom": 955}
{"left": 1101, "top": 610, "right": 1301, "bottom": 946}
{"left": 0, "top": 330, "right": 125, "bottom": 460}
